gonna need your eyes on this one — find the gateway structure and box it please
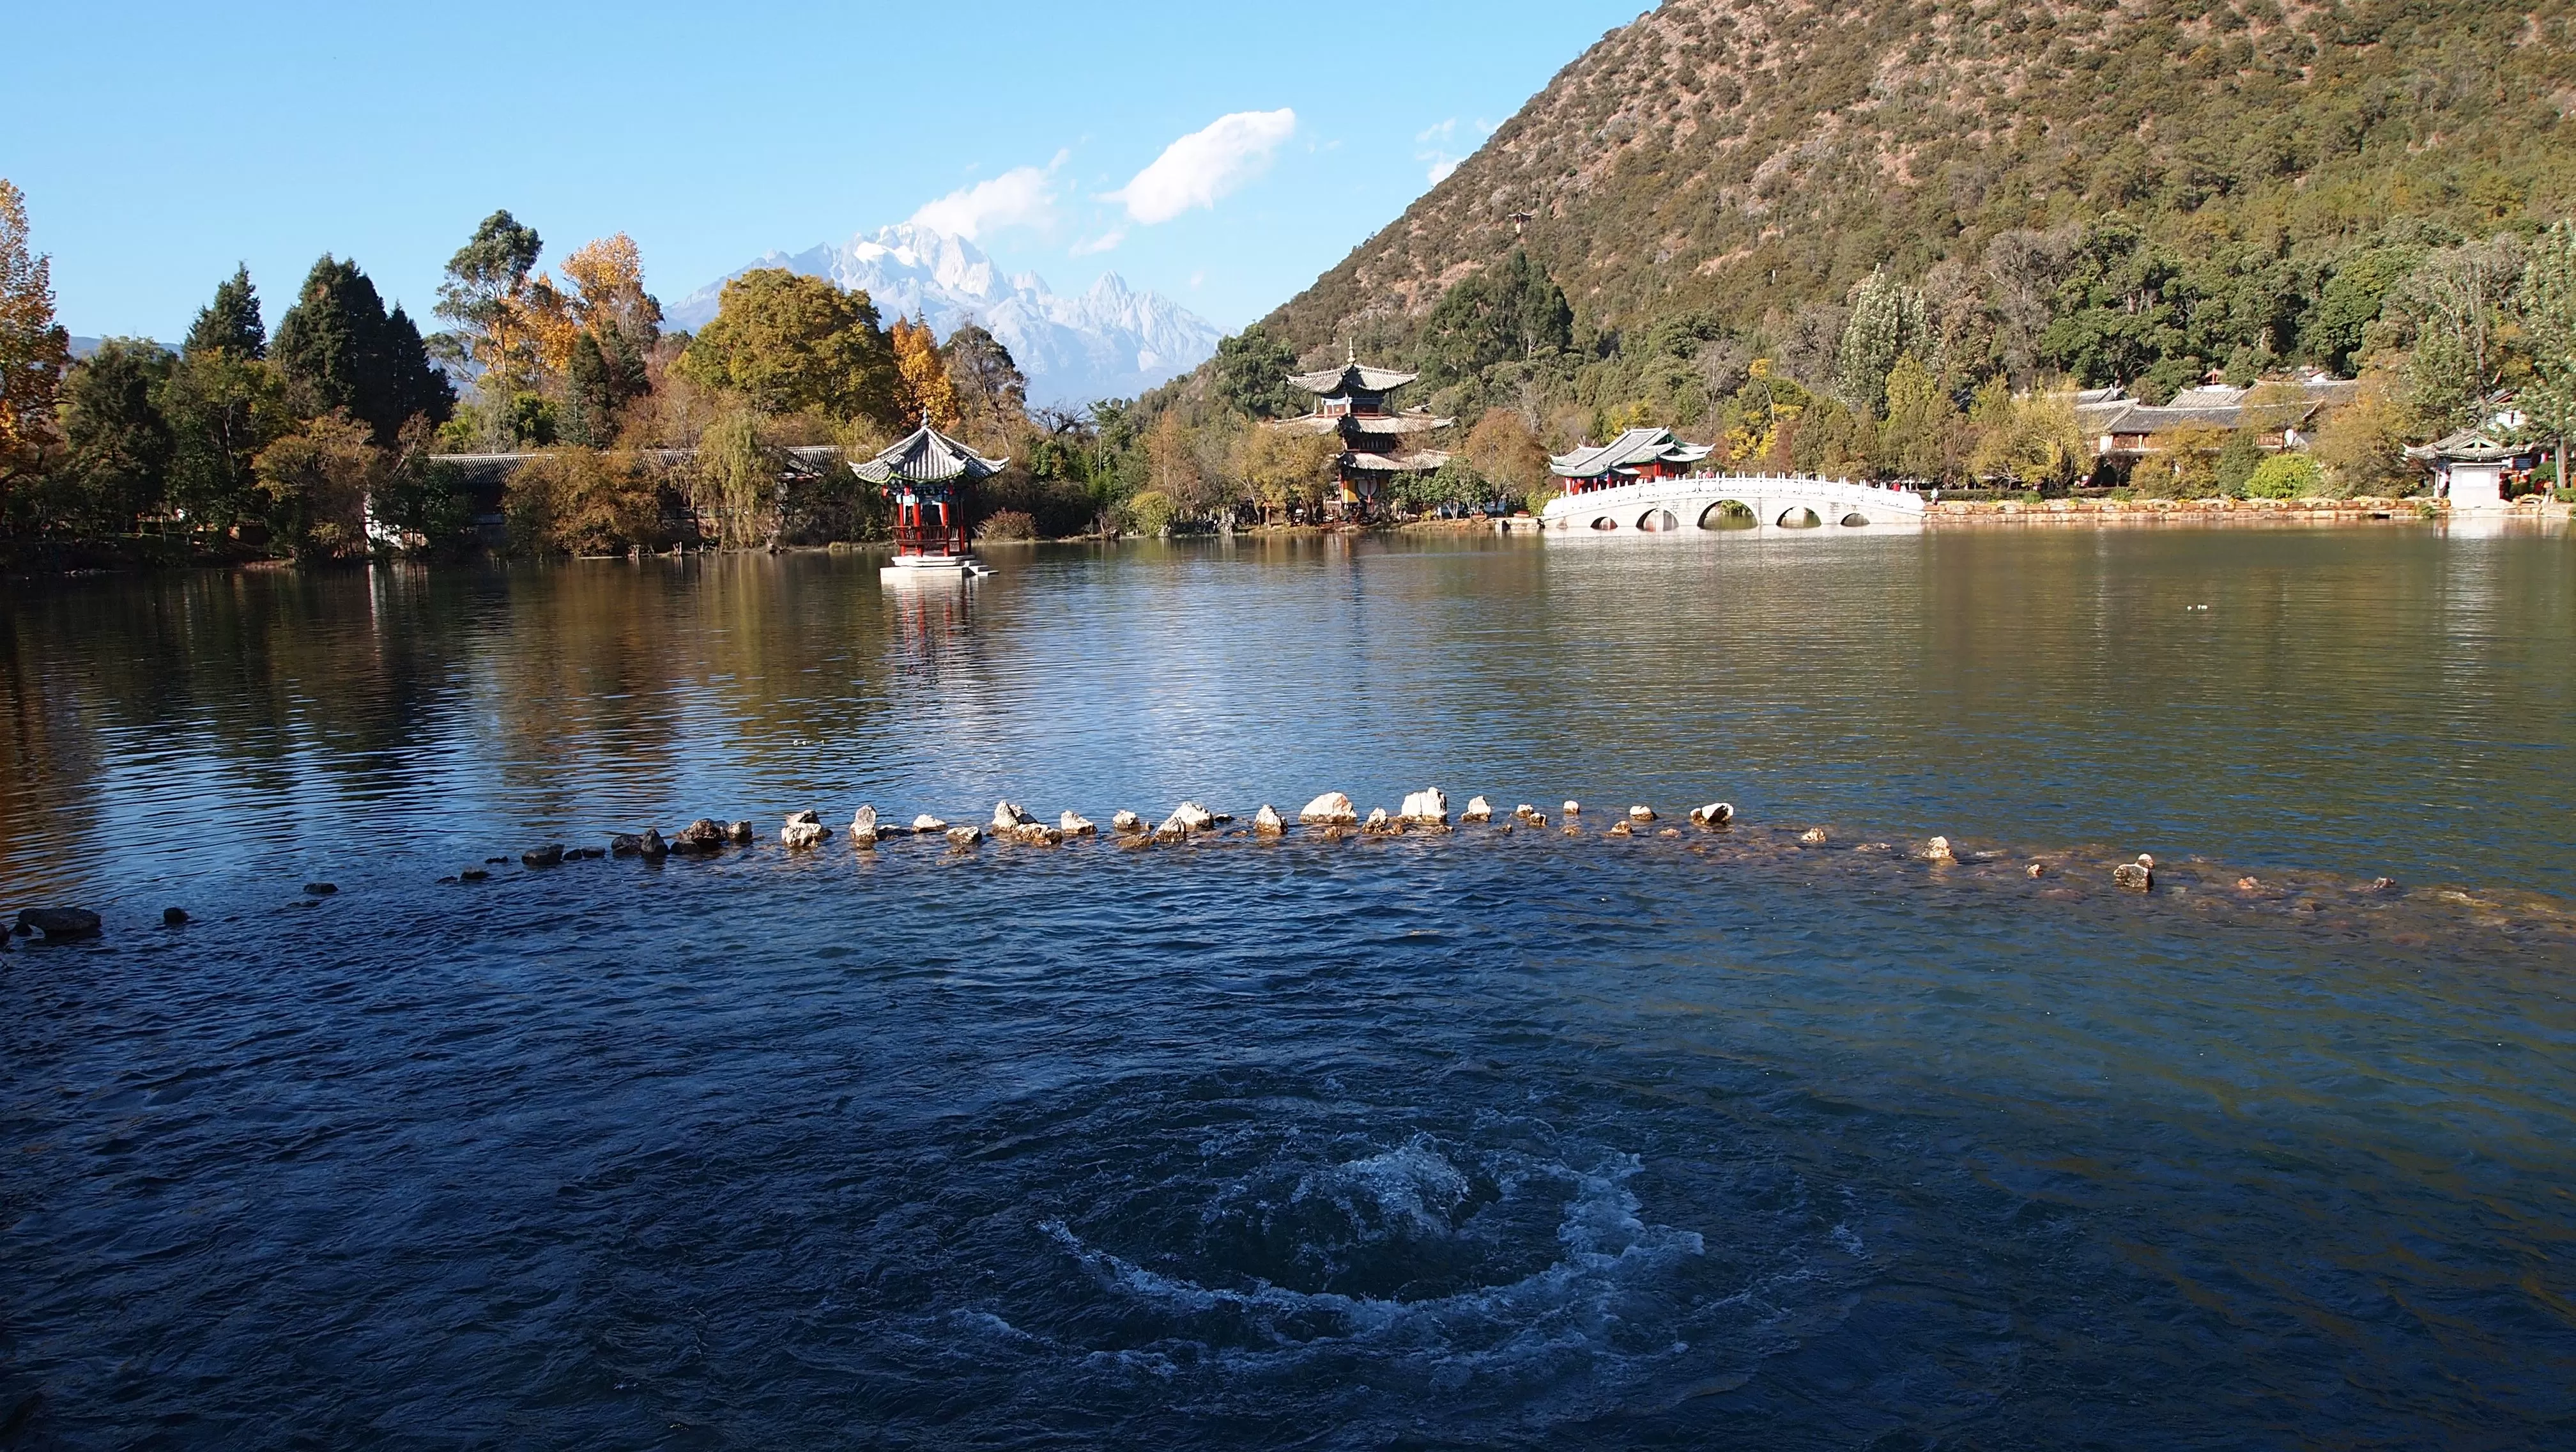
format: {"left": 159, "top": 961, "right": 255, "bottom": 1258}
{"left": 856, "top": 423, "right": 1008, "bottom": 578}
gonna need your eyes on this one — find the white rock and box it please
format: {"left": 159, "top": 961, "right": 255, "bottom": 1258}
{"left": 782, "top": 810, "right": 825, "bottom": 849}
{"left": 1514, "top": 803, "right": 1535, "bottom": 819}
{"left": 1689, "top": 801, "right": 1735, "bottom": 826}
{"left": 993, "top": 800, "right": 1035, "bottom": 830}
{"left": 1563, "top": 799, "right": 1581, "bottom": 815}
{"left": 1299, "top": 791, "right": 1358, "bottom": 825}
{"left": 850, "top": 804, "right": 882, "bottom": 841}
{"left": 1462, "top": 796, "right": 1493, "bottom": 823}
{"left": 1527, "top": 812, "right": 1547, "bottom": 828}
{"left": 1111, "top": 810, "right": 1142, "bottom": 833}
{"left": 1013, "top": 823, "right": 1064, "bottom": 846}
{"left": 912, "top": 814, "right": 948, "bottom": 833}
{"left": 2112, "top": 854, "right": 2154, "bottom": 891}
{"left": 1923, "top": 835, "right": 1955, "bottom": 861}
{"left": 946, "top": 824, "right": 984, "bottom": 847}
{"left": 1800, "top": 827, "right": 1828, "bottom": 844}
{"left": 1163, "top": 801, "right": 1214, "bottom": 833}
{"left": 1060, "top": 811, "right": 1096, "bottom": 837}
{"left": 1363, "top": 807, "right": 1391, "bottom": 830}
{"left": 1628, "top": 805, "right": 1656, "bottom": 822}
{"left": 1399, "top": 787, "right": 1448, "bottom": 824}
{"left": 1254, "top": 804, "right": 1285, "bottom": 835}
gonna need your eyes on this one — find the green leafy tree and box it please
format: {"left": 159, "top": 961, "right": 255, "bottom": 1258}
{"left": 273, "top": 256, "right": 453, "bottom": 444}
{"left": 2518, "top": 222, "right": 2576, "bottom": 496}
{"left": 691, "top": 408, "right": 775, "bottom": 546}
{"left": 2390, "top": 236, "right": 2524, "bottom": 429}
{"left": 2213, "top": 428, "right": 2265, "bottom": 497}
{"left": 561, "top": 327, "right": 648, "bottom": 447}
{"left": 252, "top": 410, "right": 381, "bottom": 559}
{"left": 1832, "top": 268, "right": 1926, "bottom": 417}
{"left": 2244, "top": 452, "right": 2324, "bottom": 499}
{"left": 940, "top": 322, "right": 1029, "bottom": 445}
{"left": 676, "top": 268, "right": 899, "bottom": 424}
{"left": 2299, "top": 247, "right": 2419, "bottom": 375}
{"left": 1212, "top": 323, "right": 1301, "bottom": 419}
{"left": 53, "top": 339, "right": 175, "bottom": 534}
{"left": 436, "top": 210, "right": 542, "bottom": 382}
{"left": 1420, "top": 249, "right": 1572, "bottom": 385}
{"left": 185, "top": 265, "right": 266, "bottom": 360}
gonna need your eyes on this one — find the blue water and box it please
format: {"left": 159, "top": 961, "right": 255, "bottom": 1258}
{"left": 3, "top": 529, "right": 2573, "bottom": 1448}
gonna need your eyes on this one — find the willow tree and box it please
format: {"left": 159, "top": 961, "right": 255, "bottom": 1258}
{"left": 693, "top": 409, "right": 774, "bottom": 547}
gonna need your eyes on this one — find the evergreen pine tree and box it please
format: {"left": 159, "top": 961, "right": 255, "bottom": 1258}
{"left": 184, "top": 266, "right": 266, "bottom": 360}
{"left": 273, "top": 257, "right": 452, "bottom": 445}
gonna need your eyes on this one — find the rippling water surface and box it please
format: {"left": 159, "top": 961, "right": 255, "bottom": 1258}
{"left": 3, "top": 527, "right": 2573, "bottom": 1448}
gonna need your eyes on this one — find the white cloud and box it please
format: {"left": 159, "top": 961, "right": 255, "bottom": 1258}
{"left": 1417, "top": 118, "right": 1466, "bottom": 185}
{"left": 1105, "top": 109, "right": 1297, "bottom": 224}
{"left": 909, "top": 156, "right": 1064, "bottom": 240}
{"left": 1427, "top": 158, "right": 1462, "bottom": 184}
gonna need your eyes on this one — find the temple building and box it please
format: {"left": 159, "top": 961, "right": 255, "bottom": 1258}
{"left": 1549, "top": 428, "right": 1713, "bottom": 493}
{"left": 1269, "top": 350, "right": 1453, "bottom": 519}
{"left": 854, "top": 422, "right": 1009, "bottom": 573}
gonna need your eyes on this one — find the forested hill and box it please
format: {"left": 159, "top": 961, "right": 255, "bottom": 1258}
{"left": 1258, "top": 0, "right": 2575, "bottom": 391}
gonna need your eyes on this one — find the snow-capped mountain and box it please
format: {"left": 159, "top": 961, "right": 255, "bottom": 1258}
{"left": 668, "top": 223, "right": 1220, "bottom": 408}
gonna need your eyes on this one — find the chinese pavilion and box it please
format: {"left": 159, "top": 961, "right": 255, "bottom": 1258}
{"left": 1548, "top": 428, "right": 1712, "bottom": 495}
{"left": 854, "top": 422, "right": 1009, "bottom": 573}
{"left": 1268, "top": 348, "right": 1453, "bottom": 519}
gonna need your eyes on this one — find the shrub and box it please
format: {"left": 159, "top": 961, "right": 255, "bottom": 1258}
{"left": 1121, "top": 488, "right": 1179, "bottom": 537}
{"left": 2244, "top": 452, "right": 2324, "bottom": 499}
{"left": 975, "top": 508, "right": 1038, "bottom": 542}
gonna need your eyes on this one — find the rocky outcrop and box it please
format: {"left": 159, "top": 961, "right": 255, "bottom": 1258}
{"left": 162, "top": 906, "right": 189, "bottom": 926}
{"left": 1800, "top": 828, "right": 1829, "bottom": 845}
{"left": 1628, "top": 805, "right": 1656, "bottom": 823}
{"left": 910, "top": 814, "right": 949, "bottom": 833}
{"left": 1689, "top": 802, "right": 1734, "bottom": 826}
{"left": 1922, "top": 836, "right": 1954, "bottom": 862}
{"left": 1011, "top": 822, "right": 1065, "bottom": 846}
{"left": 993, "top": 801, "right": 1036, "bottom": 830}
{"left": 17, "top": 907, "right": 101, "bottom": 939}
{"left": 725, "top": 821, "right": 753, "bottom": 844}
{"left": 521, "top": 844, "right": 565, "bottom": 867}
{"left": 850, "top": 805, "right": 889, "bottom": 843}
{"left": 1112, "top": 810, "right": 1143, "bottom": 833}
{"left": 1563, "top": 800, "right": 1581, "bottom": 816}
{"left": 1299, "top": 792, "right": 1358, "bottom": 826}
{"left": 671, "top": 819, "right": 730, "bottom": 854}
{"left": 639, "top": 829, "right": 669, "bottom": 859}
{"left": 1255, "top": 804, "right": 1285, "bottom": 835}
{"left": 1607, "top": 820, "right": 1634, "bottom": 837}
{"left": 783, "top": 810, "right": 825, "bottom": 849}
{"left": 1361, "top": 807, "right": 1397, "bottom": 835}
{"left": 1461, "top": 796, "right": 1492, "bottom": 823}
{"left": 946, "top": 824, "right": 984, "bottom": 848}
{"left": 2112, "top": 854, "right": 2154, "bottom": 892}
{"left": 1399, "top": 788, "right": 1448, "bottom": 825}
{"left": 1160, "top": 802, "right": 1215, "bottom": 835}
{"left": 1061, "top": 811, "right": 1097, "bottom": 837}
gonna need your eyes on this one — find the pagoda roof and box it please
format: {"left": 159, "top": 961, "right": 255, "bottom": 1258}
{"left": 1290, "top": 360, "right": 1421, "bottom": 395}
{"left": 1343, "top": 448, "right": 1452, "bottom": 473}
{"left": 2404, "top": 428, "right": 2519, "bottom": 464}
{"left": 1549, "top": 428, "right": 1713, "bottom": 480}
{"left": 852, "top": 423, "right": 1009, "bottom": 486}
{"left": 1269, "top": 408, "right": 1452, "bottom": 437}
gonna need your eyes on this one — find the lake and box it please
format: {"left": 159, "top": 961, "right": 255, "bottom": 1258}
{"left": 3, "top": 525, "right": 2572, "bottom": 1448}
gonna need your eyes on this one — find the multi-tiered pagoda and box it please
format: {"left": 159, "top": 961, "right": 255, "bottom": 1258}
{"left": 1268, "top": 349, "right": 1453, "bottom": 520}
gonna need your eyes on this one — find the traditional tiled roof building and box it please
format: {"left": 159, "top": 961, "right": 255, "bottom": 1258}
{"left": 1268, "top": 350, "right": 1452, "bottom": 518}
{"left": 1549, "top": 428, "right": 1713, "bottom": 493}
{"left": 854, "top": 423, "right": 1009, "bottom": 561}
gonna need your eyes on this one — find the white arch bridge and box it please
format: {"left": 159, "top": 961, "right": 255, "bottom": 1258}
{"left": 1539, "top": 475, "right": 1927, "bottom": 534}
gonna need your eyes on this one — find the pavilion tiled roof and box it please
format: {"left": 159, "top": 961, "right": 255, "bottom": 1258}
{"left": 1289, "top": 361, "right": 1422, "bottom": 394}
{"left": 1549, "top": 428, "right": 1713, "bottom": 479}
{"left": 852, "top": 424, "right": 1009, "bottom": 486}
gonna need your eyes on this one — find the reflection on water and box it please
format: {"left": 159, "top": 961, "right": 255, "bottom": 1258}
{"left": 2, "top": 530, "right": 2572, "bottom": 1448}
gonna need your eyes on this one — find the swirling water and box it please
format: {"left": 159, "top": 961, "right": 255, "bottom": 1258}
{"left": 2, "top": 527, "right": 2572, "bottom": 1449}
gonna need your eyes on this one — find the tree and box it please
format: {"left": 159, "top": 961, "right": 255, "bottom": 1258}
{"left": 2518, "top": 222, "right": 2576, "bottom": 497}
{"left": 691, "top": 408, "right": 774, "bottom": 546}
{"left": 369, "top": 417, "right": 477, "bottom": 552}
{"left": 2308, "top": 370, "right": 2418, "bottom": 496}
{"left": 53, "top": 339, "right": 175, "bottom": 534}
{"left": 273, "top": 256, "right": 454, "bottom": 444}
{"left": 2041, "top": 220, "right": 2200, "bottom": 396}
{"left": 252, "top": 410, "right": 381, "bottom": 559}
{"left": 676, "top": 268, "right": 898, "bottom": 424}
{"left": 185, "top": 265, "right": 266, "bottom": 360}
{"left": 1966, "top": 385, "right": 2084, "bottom": 489}
{"left": 1462, "top": 408, "right": 1550, "bottom": 504}
{"left": 561, "top": 328, "right": 647, "bottom": 447}
{"left": 1144, "top": 412, "right": 1202, "bottom": 518}
{"left": 2243, "top": 452, "right": 2323, "bottom": 499}
{"left": 892, "top": 316, "right": 962, "bottom": 431}
{"left": 1877, "top": 351, "right": 1958, "bottom": 481}
{"left": 1833, "top": 268, "right": 1926, "bottom": 417}
{"left": 558, "top": 234, "right": 663, "bottom": 343}
{"left": 2299, "top": 247, "right": 2418, "bottom": 375}
{"left": 1420, "top": 248, "right": 1573, "bottom": 384}
{"left": 1213, "top": 324, "right": 1300, "bottom": 419}
{"left": 160, "top": 344, "right": 286, "bottom": 530}
{"left": 504, "top": 445, "right": 663, "bottom": 555}
{"left": 1230, "top": 424, "right": 1338, "bottom": 523}
{"left": 435, "top": 210, "right": 544, "bottom": 386}
{"left": 2213, "top": 428, "right": 2264, "bottom": 496}
{"left": 940, "top": 322, "right": 1027, "bottom": 444}
{"left": 1, "top": 178, "right": 72, "bottom": 497}
{"left": 2391, "top": 236, "right": 2524, "bottom": 429}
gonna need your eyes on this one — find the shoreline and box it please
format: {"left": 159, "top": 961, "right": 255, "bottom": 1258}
{"left": 1923, "top": 496, "right": 2572, "bottom": 526}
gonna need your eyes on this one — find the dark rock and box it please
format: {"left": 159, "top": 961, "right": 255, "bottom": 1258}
{"left": 2112, "top": 855, "right": 2155, "bottom": 892}
{"left": 521, "top": 844, "right": 566, "bottom": 868}
{"left": 571, "top": 847, "right": 606, "bottom": 860}
{"left": 639, "top": 829, "right": 669, "bottom": 860}
{"left": 486, "top": 857, "right": 510, "bottom": 865}
{"left": 610, "top": 834, "right": 643, "bottom": 856}
{"left": 302, "top": 882, "right": 338, "bottom": 896}
{"left": 19, "top": 908, "right": 102, "bottom": 939}
{"left": 670, "top": 819, "right": 728, "bottom": 854}
{"left": 162, "top": 906, "right": 189, "bottom": 926}
{"left": 460, "top": 869, "right": 489, "bottom": 882}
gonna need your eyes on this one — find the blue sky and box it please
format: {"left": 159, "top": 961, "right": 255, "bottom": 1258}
{"left": 10, "top": 1, "right": 1646, "bottom": 342}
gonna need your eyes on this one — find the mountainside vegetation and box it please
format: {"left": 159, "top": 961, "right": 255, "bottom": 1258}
{"left": 1170, "top": 0, "right": 2576, "bottom": 497}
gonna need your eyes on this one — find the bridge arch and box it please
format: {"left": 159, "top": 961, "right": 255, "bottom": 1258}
{"left": 1698, "top": 499, "right": 1758, "bottom": 530}
{"left": 1777, "top": 506, "right": 1823, "bottom": 529}
{"left": 1839, "top": 511, "right": 1870, "bottom": 527}
{"left": 1637, "top": 507, "right": 1679, "bottom": 532}
{"left": 1588, "top": 514, "right": 1618, "bottom": 531}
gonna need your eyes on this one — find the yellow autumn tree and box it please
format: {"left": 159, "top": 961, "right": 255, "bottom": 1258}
{"left": 560, "top": 235, "right": 663, "bottom": 338}
{"left": 891, "top": 316, "right": 962, "bottom": 432}
{"left": 1, "top": 179, "right": 73, "bottom": 490}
